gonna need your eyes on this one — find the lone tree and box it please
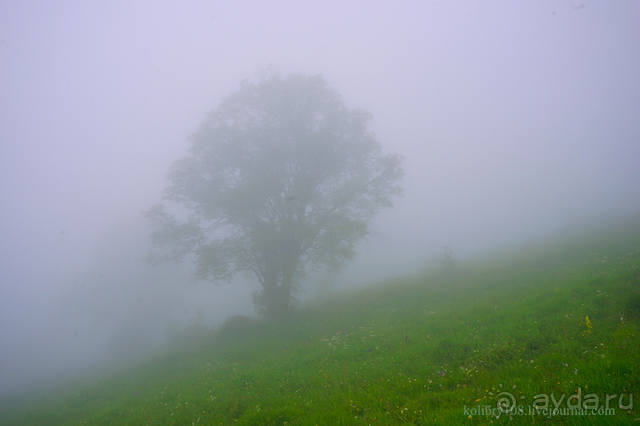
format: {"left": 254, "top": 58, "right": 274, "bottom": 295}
{"left": 147, "top": 73, "right": 402, "bottom": 317}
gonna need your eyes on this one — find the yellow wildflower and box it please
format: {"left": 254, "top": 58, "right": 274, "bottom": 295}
{"left": 583, "top": 315, "right": 593, "bottom": 335}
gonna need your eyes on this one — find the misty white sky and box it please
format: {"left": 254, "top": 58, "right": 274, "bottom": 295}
{"left": 1, "top": 0, "right": 639, "bottom": 393}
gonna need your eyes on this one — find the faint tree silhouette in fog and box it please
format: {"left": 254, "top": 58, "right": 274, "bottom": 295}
{"left": 147, "top": 73, "right": 402, "bottom": 318}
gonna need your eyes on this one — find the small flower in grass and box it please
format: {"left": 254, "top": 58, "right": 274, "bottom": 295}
{"left": 583, "top": 315, "right": 593, "bottom": 335}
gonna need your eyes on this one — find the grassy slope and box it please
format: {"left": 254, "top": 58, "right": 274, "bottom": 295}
{"left": 3, "top": 222, "right": 640, "bottom": 425}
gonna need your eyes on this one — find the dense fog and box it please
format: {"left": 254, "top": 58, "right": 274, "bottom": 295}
{"left": 1, "top": 1, "right": 639, "bottom": 395}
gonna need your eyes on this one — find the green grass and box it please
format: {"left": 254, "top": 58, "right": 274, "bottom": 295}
{"left": 2, "top": 222, "right": 640, "bottom": 425}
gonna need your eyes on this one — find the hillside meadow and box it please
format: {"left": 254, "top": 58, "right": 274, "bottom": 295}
{"left": 2, "top": 221, "right": 640, "bottom": 425}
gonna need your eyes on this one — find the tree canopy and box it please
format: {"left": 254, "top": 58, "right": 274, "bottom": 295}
{"left": 147, "top": 73, "right": 402, "bottom": 317}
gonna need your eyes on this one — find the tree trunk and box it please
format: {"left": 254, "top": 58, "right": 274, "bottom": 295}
{"left": 263, "top": 282, "right": 290, "bottom": 319}
{"left": 258, "top": 252, "right": 297, "bottom": 319}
